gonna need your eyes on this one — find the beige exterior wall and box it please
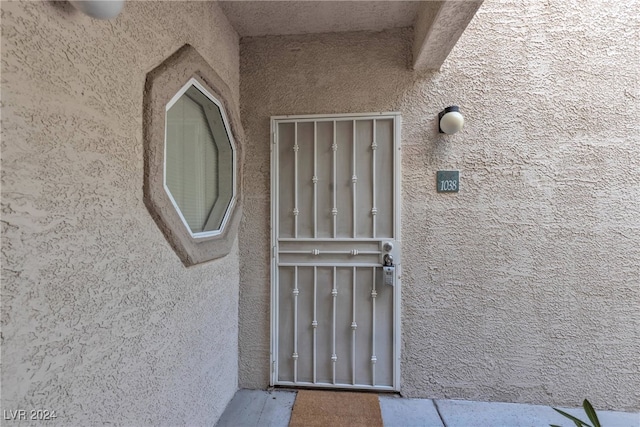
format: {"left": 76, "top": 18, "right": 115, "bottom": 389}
{"left": 1, "top": 1, "right": 241, "bottom": 424}
{"left": 239, "top": 0, "right": 640, "bottom": 411}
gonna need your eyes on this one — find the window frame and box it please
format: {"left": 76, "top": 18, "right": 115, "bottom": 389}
{"left": 163, "top": 78, "right": 237, "bottom": 239}
{"left": 143, "top": 44, "right": 243, "bottom": 266}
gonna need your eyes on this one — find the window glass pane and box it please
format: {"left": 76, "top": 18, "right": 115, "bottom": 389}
{"left": 166, "top": 93, "right": 217, "bottom": 232}
{"left": 203, "top": 100, "right": 233, "bottom": 231}
{"left": 166, "top": 85, "right": 231, "bottom": 234}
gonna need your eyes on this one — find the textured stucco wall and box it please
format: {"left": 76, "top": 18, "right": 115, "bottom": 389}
{"left": 1, "top": 1, "right": 240, "bottom": 425}
{"left": 238, "top": 0, "right": 640, "bottom": 411}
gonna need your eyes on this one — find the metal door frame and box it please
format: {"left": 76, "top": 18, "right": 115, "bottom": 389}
{"left": 269, "top": 112, "right": 402, "bottom": 391}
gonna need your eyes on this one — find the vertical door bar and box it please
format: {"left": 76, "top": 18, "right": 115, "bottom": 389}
{"left": 293, "top": 122, "right": 299, "bottom": 238}
{"left": 271, "top": 121, "right": 279, "bottom": 386}
{"left": 313, "top": 121, "right": 318, "bottom": 238}
{"left": 331, "top": 267, "right": 337, "bottom": 384}
{"left": 332, "top": 121, "right": 338, "bottom": 238}
{"left": 312, "top": 266, "right": 318, "bottom": 383}
{"left": 371, "top": 119, "right": 377, "bottom": 238}
{"left": 393, "top": 115, "right": 402, "bottom": 390}
{"left": 293, "top": 266, "right": 299, "bottom": 383}
{"left": 351, "top": 267, "right": 357, "bottom": 385}
{"left": 352, "top": 120, "right": 357, "bottom": 238}
{"left": 371, "top": 267, "right": 377, "bottom": 386}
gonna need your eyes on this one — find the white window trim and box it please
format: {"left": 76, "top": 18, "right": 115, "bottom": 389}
{"left": 163, "top": 78, "right": 237, "bottom": 239}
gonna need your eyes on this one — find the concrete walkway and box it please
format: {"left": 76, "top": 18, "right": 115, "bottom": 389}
{"left": 216, "top": 389, "right": 640, "bottom": 427}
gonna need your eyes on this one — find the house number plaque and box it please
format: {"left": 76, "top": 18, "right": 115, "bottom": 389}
{"left": 437, "top": 170, "right": 459, "bottom": 193}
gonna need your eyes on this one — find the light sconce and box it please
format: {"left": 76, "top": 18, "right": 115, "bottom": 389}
{"left": 70, "top": 0, "right": 124, "bottom": 20}
{"left": 438, "top": 106, "right": 464, "bottom": 135}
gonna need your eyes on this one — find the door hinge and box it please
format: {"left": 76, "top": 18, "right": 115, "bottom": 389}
{"left": 272, "top": 246, "right": 277, "bottom": 258}
{"left": 272, "top": 360, "right": 276, "bottom": 373}
{"left": 272, "top": 132, "right": 276, "bottom": 144}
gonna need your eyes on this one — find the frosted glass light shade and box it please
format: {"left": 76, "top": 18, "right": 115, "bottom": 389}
{"left": 438, "top": 106, "right": 464, "bottom": 135}
{"left": 70, "top": 0, "right": 124, "bottom": 20}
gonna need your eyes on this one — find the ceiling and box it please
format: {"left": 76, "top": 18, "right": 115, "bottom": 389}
{"left": 217, "top": 1, "right": 424, "bottom": 37}
{"left": 217, "top": 0, "right": 484, "bottom": 71}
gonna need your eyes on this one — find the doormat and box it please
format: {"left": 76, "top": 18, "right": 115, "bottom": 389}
{"left": 289, "top": 390, "right": 383, "bottom": 427}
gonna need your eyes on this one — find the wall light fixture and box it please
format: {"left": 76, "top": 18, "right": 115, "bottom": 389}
{"left": 438, "top": 106, "right": 464, "bottom": 135}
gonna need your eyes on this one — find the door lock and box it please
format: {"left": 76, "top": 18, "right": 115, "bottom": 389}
{"left": 383, "top": 254, "right": 394, "bottom": 266}
{"left": 383, "top": 254, "right": 395, "bottom": 287}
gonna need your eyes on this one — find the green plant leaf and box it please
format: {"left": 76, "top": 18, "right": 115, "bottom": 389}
{"left": 552, "top": 408, "right": 593, "bottom": 427}
{"left": 582, "top": 400, "right": 601, "bottom": 427}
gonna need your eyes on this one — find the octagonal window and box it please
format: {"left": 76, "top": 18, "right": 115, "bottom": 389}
{"left": 164, "top": 79, "right": 236, "bottom": 238}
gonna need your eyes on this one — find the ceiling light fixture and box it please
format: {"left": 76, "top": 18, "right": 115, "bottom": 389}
{"left": 69, "top": 0, "right": 124, "bottom": 20}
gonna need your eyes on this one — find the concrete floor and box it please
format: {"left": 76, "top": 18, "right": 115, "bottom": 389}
{"left": 216, "top": 389, "right": 640, "bottom": 427}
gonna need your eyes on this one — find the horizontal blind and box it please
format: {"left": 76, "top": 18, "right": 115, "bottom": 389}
{"left": 166, "top": 94, "right": 218, "bottom": 233}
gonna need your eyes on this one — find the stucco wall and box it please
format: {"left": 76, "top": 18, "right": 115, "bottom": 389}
{"left": 238, "top": 0, "right": 640, "bottom": 411}
{"left": 1, "top": 1, "right": 240, "bottom": 425}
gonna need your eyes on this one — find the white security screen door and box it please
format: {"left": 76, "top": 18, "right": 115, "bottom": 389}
{"left": 270, "top": 113, "right": 401, "bottom": 391}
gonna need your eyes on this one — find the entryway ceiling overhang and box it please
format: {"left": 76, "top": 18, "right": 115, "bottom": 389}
{"left": 218, "top": 0, "right": 484, "bottom": 71}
